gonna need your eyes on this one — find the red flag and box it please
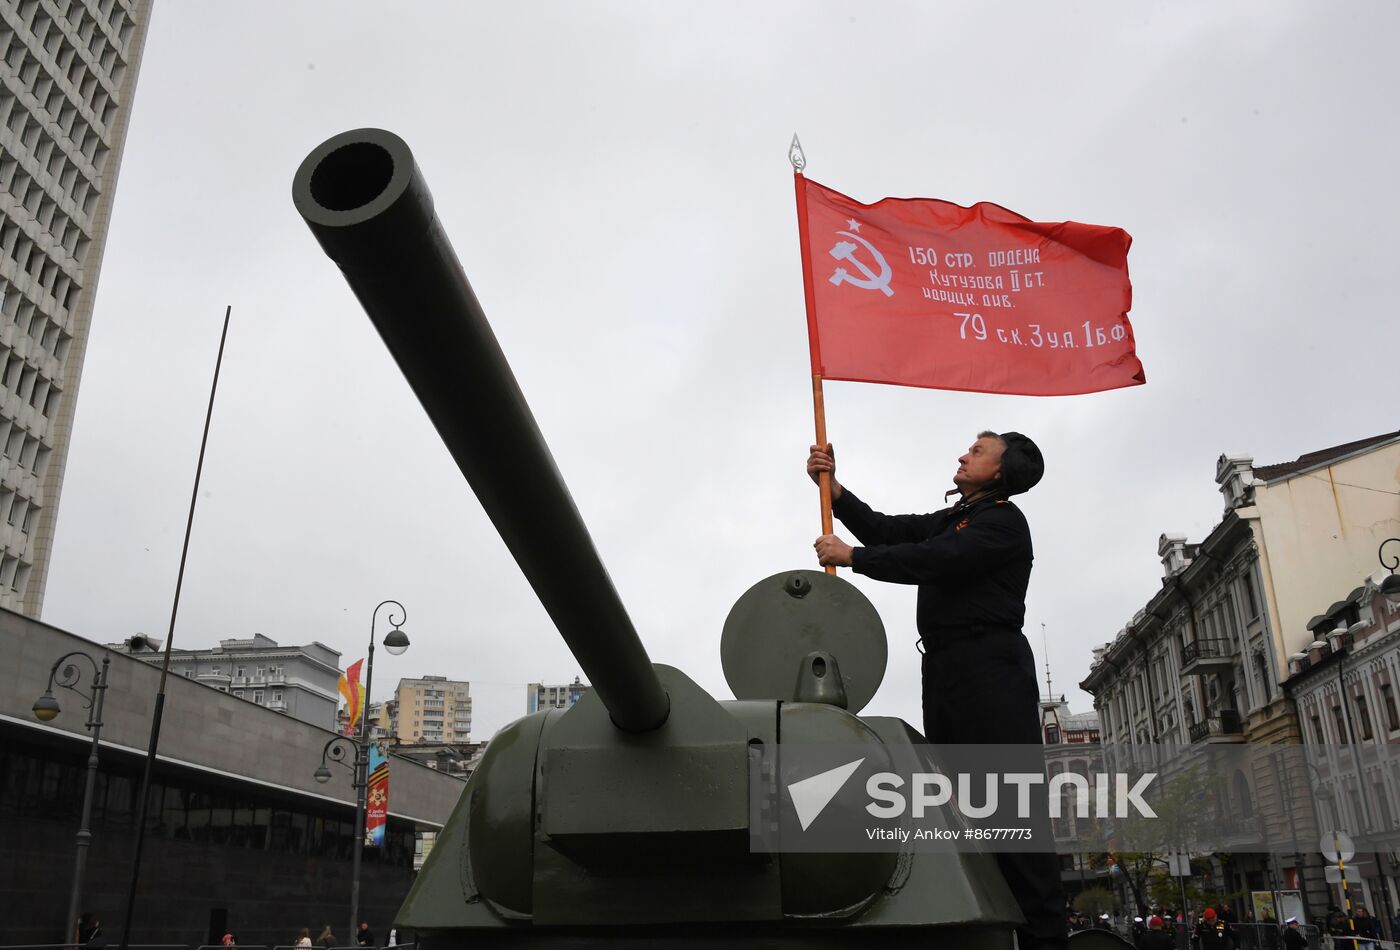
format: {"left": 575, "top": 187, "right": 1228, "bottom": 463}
{"left": 796, "top": 176, "right": 1143, "bottom": 396}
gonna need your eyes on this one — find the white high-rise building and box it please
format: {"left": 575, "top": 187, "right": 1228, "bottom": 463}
{"left": 0, "top": 0, "right": 152, "bottom": 615}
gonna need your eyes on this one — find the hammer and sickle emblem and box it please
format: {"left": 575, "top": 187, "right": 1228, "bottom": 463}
{"left": 828, "top": 230, "right": 894, "bottom": 297}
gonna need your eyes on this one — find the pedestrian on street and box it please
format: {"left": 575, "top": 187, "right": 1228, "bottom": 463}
{"left": 1281, "top": 916, "right": 1307, "bottom": 950}
{"left": 355, "top": 922, "right": 374, "bottom": 947}
{"left": 294, "top": 928, "right": 312, "bottom": 948}
{"left": 315, "top": 926, "right": 335, "bottom": 948}
{"left": 1354, "top": 905, "right": 1382, "bottom": 950}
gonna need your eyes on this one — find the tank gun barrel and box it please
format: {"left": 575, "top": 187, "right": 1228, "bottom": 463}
{"left": 293, "top": 128, "right": 669, "bottom": 732}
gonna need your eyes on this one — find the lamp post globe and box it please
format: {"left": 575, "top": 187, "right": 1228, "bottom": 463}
{"left": 32, "top": 692, "right": 61, "bottom": 722}
{"left": 1382, "top": 573, "right": 1400, "bottom": 598}
{"left": 314, "top": 764, "right": 333, "bottom": 784}
{"left": 383, "top": 627, "right": 409, "bottom": 656}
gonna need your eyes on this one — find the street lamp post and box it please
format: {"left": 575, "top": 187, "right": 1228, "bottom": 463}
{"left": 315, "top": 600, "right": 408, "bottom": 944}
{"left": 32, "top": 650, "right": 111, "bottom": 947}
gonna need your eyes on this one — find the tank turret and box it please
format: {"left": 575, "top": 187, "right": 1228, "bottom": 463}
{"left": 293, "top": 129, "right": 1049, "bottom": 947}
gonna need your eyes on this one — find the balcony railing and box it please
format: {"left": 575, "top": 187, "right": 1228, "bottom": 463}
{"left": 1188, "top": 709, "right": 1243, "bottom": 742}
{"left": 1182, "top": 638, "right": 1233, "bottom": 665}
{"left": 1219, "top": 815, "right": 1260, "bottom": 842}
{"left": 1181, "top": 638, "right": 1236, "bottom": 675}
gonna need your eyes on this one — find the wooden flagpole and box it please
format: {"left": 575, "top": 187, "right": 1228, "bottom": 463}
{"left": 791, "top": 135, "right": 836, "bottom": 575}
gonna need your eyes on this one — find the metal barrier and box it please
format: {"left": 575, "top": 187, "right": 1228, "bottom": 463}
{"left": 2, "top": 946, "right": 194, "bottom": 950}
{"left": 1223, "top": 921, "right": 1312, "bottom": 947}
{"left": 1112, "top": 921, "right": 1327, "bottom": 949}
{"left": 0, "top": 944, "right": 414, "bottom": 950}
{"left": 1321, "top": 936, "right": 1399, "bottom": 949}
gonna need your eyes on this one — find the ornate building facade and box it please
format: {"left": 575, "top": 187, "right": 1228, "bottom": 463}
{"left": 1081, "top": 431, "right": 1400, "bottom": 917}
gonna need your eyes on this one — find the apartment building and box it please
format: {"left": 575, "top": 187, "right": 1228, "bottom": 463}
{"left": 115, "top": 632, "right": 342, "bottom": 731}
{"left": 396, "top": 674, "right": 471, "bottom": 744}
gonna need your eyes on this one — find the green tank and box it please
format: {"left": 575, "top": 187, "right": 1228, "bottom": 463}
{"left": 292, "top": 128, "right": 1099, "bottom": 948}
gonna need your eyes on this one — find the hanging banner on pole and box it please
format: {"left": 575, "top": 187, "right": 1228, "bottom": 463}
{"left": 366, "top": 740, "right": 389, "bottom": 848}
{"left": 338, "top": 659, "right": 365, "bottom": 737}
{"left": 796, "top": 176, "right": 1144, "bottom": 397}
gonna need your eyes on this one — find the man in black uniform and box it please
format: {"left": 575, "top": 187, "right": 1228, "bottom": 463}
{"left": 1142, "top": 915, "right": 1176, "bottom": 950}
{"left": 807, "top": 430, "right": 1061, "bottom": 950}
{"left": 1281, "top": 916, "right": 1307, "bottom": 949}
{"left": 1197, "top": 907, "right": 1234, "bottom": 948}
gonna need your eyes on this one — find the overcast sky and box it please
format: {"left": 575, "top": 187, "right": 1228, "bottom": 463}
{"left": 40, "top": 2, "right": 1400, "bottom": 740}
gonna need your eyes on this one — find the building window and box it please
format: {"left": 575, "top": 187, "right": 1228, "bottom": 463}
{"left": 1233, "top": 771, "right": 1254, "bottom": 818}
{"left": 1254, "top": 653, "right": 1272, "bottom": 703}
{"left": 273, "top": 690, "right": 283, "bottom": 702}
{"left": 1312, "top": 715, "right": 1325, "bottom": 745}
{"left": 1376, "top": 783, "right": 1394, "bottom": 830}
{"left": 1044, "top": 725, "right": 1060, "bottom": 744}
{"left": 253, "top": 690, "right": 263, "bottom": 704}
{"left": 1382, "top": 684, "right": 1400, "bottom": 733}
{"left": 235, "top": 665, "right": 245, "bottom": 678}
{"left": 1334, "top": 706, "right": 1348, "bottom": 744}
{"left": 1356, "top": 695, "right": 1374, "bottom": 741}
{"left": 1243, "top": 571, "right": 1259, "bottom": 618}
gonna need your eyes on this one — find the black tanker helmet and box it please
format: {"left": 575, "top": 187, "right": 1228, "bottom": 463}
{"left": 997, "top": 432, "right": 1044, "bottom": 495}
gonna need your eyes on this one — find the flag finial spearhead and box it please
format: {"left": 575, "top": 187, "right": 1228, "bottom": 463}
{"left": 789, "top": 134, "right": 806, "bottom": 172}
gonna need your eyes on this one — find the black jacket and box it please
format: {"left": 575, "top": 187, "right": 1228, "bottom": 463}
{"left": 834, "top": 489, "right": 1032, "bottom": 639}
{"left": 1353, "top": 915, "right": 1382, "bottom": 938}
